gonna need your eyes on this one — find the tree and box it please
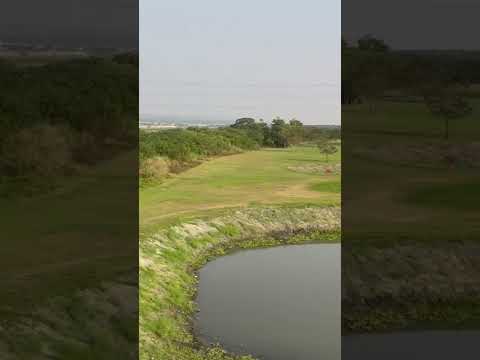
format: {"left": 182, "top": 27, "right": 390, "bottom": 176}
{"left": 353, "top": 52, "right": 389, "bottom": 112}
{"left": 357, "top": 35, "right": 389, "bottom": 53}
{"left": 317, "top": 137, "right": 338, "bottom": 161}
{"left": 343, "top": 35, "right": 391, "bottom": 111}
{"left": 259, "top": 119, "right": 274, "bottom": 146}
{"left": 424, "top": 88, "right": 472, "bottom": 140}
{"left": 230, "top": 116, "right": 304, "bottom": 148}
{"left": 232, "top": 117, "right": 256, "bottom": 128}
{"left": 231, "top": 117, "right": 265, "bottom": 145}
{"left": 270, "top": 117, "right": 289, "bottom": 147}
{"left": 285, "top": 119, "right": 304, "bottom": 145}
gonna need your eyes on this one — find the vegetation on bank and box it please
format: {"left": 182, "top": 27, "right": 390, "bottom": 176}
{"left": 343, "top": 240, "right": 480, "bottom": 333}
{"left": 0, "top": 273, "right": 138, "bottom": 360}
{"left": 140, "top": 207, "right": 340, "bottom": 360}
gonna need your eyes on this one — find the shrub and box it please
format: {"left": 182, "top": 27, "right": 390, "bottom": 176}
{"left": 69, "top": 130, "right": 101, "bottom": 165}
{"left": 1, "top": 124, "right": 71, "bottom": 176}
{"left": 139, "top": 157, "right": 170, "bottom": 180}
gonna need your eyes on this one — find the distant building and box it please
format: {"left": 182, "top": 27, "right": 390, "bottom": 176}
{"left": 139, "top": 122, "right": 178, "bottom": 130}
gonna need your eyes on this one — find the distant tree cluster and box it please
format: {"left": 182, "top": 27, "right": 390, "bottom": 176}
{"left": 140, "top": 118, "right": 315, "bottom": 183}
{"left": 230, "top": 117, "right": 305, "bottom": 148}
{"left": 304, "top": 126, "right": 341, "bottom": 142}
{"left": 140, "top": 117, "right": 306, "bottom": 167}
{"left": 0, "top": 56, "right": 138, "bottom": 140}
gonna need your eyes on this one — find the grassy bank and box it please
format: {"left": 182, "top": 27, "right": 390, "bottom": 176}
{"left": 140, "top": 207, "right": 340, "bottom": 359}
{"left": 342, "top": 241, "right": 480, "bottom": 333}
{"left": 0, "top": 274, "right": 138, "bottom": 360}
{"left": 139, "top": 145, "right": 341, "bottom": 359}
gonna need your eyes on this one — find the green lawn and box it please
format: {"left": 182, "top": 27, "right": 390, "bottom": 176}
{"left": 343, "top": 100, "right": 480, "bottom": 139}
{"left": 140, "top": 146, "right": 341, "bottom": 235}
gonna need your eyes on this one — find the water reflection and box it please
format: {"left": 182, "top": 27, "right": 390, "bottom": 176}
{"left": 195, "top": 244, "right": 340, "bottom": 360}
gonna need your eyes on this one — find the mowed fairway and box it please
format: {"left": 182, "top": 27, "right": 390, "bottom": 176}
{"left": 140, "top": 146, "right": 340, "bottom": 233}
{"left": 342, "top": 100, "right": 480, "bottom": 244}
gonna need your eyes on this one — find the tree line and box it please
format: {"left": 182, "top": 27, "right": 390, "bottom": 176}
{"left": 0, "top": 54, "right": 138, "bottom": 196}
{"left": 230, "top": 117, "right": 305, "bottom": 147}
{"left": 141, "top": 117, "right": 308, "bottom": 162}
{"left": 140, "top": 118, "right": 341, "bottom": 183}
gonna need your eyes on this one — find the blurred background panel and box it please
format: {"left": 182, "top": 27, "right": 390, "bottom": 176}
{"left": 342, "top": 1, "right": 480, "bottom": 359}
{"left": 0, "top": 1, "right": 138, "bottom": 359}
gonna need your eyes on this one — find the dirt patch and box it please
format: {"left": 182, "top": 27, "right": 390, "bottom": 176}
{"left": 274, "top": 183, "right": 326, "bottom": 199}
{"left": 288, "top": 163, "right": 341, "bottom": 175}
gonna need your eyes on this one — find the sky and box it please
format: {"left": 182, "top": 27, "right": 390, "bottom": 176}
{"left": 343, "top": 0, "right": 480, "bottom": 50}
{"left": 1, "top": 0, "right": 138, "bottom": 48}
{"left": 140, "top": 0, "right": 341, "bottom": 125}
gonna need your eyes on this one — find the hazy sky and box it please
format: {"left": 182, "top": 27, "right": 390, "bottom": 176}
{"left": 140, "top": 0, "right": 341, "bottom": 125}
{"left": 1, "top": 0, "right": 137, "bottom": 48}
{"left": 343, "top": 0, "right": 480, "bottom": 50}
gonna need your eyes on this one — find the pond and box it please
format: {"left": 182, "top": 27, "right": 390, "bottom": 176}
{"left": 194, "top": 244, "right": 340, "bottom": 360}
{"left": 343, "top": 331, "right": 480, "bottom": 359}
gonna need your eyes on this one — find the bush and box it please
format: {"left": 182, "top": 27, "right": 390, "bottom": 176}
{"left": 1, "top": 124, "right": 71, "bottom": 177}
{"left": 139, "top": 128, "right": 258, "bottom": 163}
{"left": 69, "top": 130, "right": 101, "bottom": 165}
{"left": 0, "top": 57, "right": 138, "bottom": 144}
{"left": 139, "top": 127, "right": 261, "bottom": 182}
{"left": 139, "top": 156, "right": 170, "bottom": 180}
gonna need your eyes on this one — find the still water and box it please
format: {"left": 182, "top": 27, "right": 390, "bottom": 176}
{"left": 194, "top": 244, "right": 340, "bottom": 360}
{"left": 343, "top": 331, "right": 480, "bottom": 359}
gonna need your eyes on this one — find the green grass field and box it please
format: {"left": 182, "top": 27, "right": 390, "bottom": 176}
{"left": 140, "top": 146, "right": 341, "bottom": 235}
{"left": 342, "top": 100, "right": 480, "bottom": 244}
{"left": 343, "top": 100, "right": 480, "bottom": 139}
{"left": 2, "top": 152, "right": 138, "bottom": 313}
